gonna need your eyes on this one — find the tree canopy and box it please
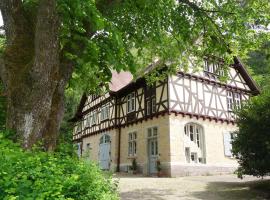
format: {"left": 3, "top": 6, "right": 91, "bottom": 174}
{"left": 0, "top": 0, "right": 269, "bottom": 149}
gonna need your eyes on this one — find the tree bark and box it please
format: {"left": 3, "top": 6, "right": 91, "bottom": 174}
{"left": 0, "top": 0, "right": 73, "bottom": 150}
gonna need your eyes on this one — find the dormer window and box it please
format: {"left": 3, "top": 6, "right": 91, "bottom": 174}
{"left": 204, "top": 59, "right": 224, "bottom": 77}
{"left": 127, "top": 92, "right": 135, "bottom": 113}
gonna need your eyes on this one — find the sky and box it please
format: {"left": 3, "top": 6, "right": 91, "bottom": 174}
{"left": 0, "top": 12, "right": 2, "bottom": 26}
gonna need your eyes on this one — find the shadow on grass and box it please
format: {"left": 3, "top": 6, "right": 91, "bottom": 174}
{"left": 120, "top": 179, "right": 270, "bottom": 200}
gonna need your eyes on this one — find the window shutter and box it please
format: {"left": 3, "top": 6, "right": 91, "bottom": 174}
{"left": 223, "top": 132, "right": 232, "bottom": 157}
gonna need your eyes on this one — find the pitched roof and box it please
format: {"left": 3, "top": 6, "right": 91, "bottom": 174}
{"left": 109, "top": 71, "right": 133, "bottom": 92}
{"left": 234, "top": 57, "right": 260, "bottom": 95}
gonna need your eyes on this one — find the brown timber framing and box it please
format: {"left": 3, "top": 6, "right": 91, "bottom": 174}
{"left": 72, "top": 60, "right": 259, "bottom": 142}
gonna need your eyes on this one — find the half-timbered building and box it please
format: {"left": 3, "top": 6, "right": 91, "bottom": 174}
{"left": 71, "top": 57, "right": 259, "bottom": 177}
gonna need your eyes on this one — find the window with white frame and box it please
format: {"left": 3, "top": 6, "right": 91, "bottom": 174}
{"left": 148, "top": 127, "right": 158, "bottom": 138}
{"left": 184, "top": 123, "right": 205, "bottom": 164}
{"left": 100, "top": 103, "right": 110, "bottom": 121}
{"left": 223, "top": 132, "right": 236, "bottom": 157}
{"left": 152, "top": 98, "right": 156, "bottom": 113}
{"left": 234, "top": 93, "right": 241, "bottom": 110}
{"left": 204, "top": 59, "right": 224, "bottom": 76}
{"left": 91, "top": 111, "right": 97, "bottom": 125}
{"left": 227, "top": 91, "right": 234, "bottom": 111}
{"left": 127, "top": 92, "right": 135, "bottom": 113}
{"left": 128, "top": 132, "right": 137, "bottom": 156}
{"left": 227, "top": 91, "right": 241, "bottom": 111}
{"left": 86, "top": 115, "right": 91, "bottom": 127}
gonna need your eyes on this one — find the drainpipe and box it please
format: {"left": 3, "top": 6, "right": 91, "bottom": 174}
{"left": 115, "top": 96, "right": 121, "bottom": 172}
{"left": 117, "top": 126, "right": 121, "bottom": 172}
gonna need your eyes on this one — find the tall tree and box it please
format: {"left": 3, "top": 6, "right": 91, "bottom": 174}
{"left": 245, "top": 41, "right": 270, "bottom": 88}
{"left": 0, "top": 0, "right": 269, "bottom": 150}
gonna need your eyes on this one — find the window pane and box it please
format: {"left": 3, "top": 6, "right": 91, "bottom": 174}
{"left": 153, "top": 127, "right": 158, "bottom": 136}
{"left": 190, "top": 133, "right": 194, "bottom": 141}
{"left": 148, "top": 129, "right": 152, "bottom": 137}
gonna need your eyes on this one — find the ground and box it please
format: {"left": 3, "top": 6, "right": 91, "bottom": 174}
{"left": 116, "top": 174, "right": 270, "bottom": 200}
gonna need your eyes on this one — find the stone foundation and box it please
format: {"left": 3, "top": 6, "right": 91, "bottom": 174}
{"left": 170, "top": 164, "right": 237, "bottom": 177}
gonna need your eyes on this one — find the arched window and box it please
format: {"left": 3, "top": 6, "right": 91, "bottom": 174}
{"left": 184, "top": 123, "right": 206, "bottom": 164}
{"left": 100, "top": 134, "right": 110, "bottom": 144}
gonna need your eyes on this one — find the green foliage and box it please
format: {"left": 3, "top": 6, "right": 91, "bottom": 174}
{"left": 29, "top": 0, "right": 269, "bottom": 92}
{"left": 232, "top": 91, "right": 270, "bottom": 178}
{"left": 0, "top": 132, "right": 119, "bottom": 200}
{"left": 245, "top": 41, "right": 270, "bottom": 88}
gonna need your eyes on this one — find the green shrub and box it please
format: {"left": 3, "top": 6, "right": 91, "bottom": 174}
{"left": 0, "top": 133, "right": 119, "bottom": 200}
{"left": 232, "top": 91, "right": 270, "bottom": 178}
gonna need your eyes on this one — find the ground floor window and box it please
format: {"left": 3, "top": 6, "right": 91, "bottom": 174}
{"left": 128, "top": 132, "right": 137, "bottom": 156}
{"left": 184, "top": 123, "right": 206, "bottom": 164}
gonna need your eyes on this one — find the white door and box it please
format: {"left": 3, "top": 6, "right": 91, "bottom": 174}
{"left": 148, "top": 138, "right": 158, "bottom": 174}
{"left": 99, "top": 135, "right": 111, "bottom": 170}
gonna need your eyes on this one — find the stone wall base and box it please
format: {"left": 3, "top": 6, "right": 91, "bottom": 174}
{"left": 170, "top": 164, "right": 237, "bottom": 177}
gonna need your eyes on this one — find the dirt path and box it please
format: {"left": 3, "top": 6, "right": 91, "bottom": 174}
{"left": 116, "top": 174, "right": 270, "bottom": 200}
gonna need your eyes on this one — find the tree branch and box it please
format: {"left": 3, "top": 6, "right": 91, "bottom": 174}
{"left": 0, "top": 0, "right": 29, "bottom": 42}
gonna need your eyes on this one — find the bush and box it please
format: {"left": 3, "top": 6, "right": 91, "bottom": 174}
{"left": 232, "top": 91, "right": 270, "bottom": 178}
{"left": 0, "top": 133, "right": 119, "bottom": 200}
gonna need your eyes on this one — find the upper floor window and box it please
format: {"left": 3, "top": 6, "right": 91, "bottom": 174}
{"left": 204, "top": 59, "right": 224, "bottom": 76}
{"left": 127, "top": 92, "right": 135, "bottom": 113}
{"left": 91, "top": 111, "right": 97, "bottom": 125}
{"left": 146, "top": 97, "right": 156, "bottom": 116}
{"left": 86, "top": 115, "right": 91, "bottom": 127}
{"left": 100, "top": 103, "right": 110, "bottom": 121}
{"left": 128, "top": 132, "right": 137, "bottom": 156}
{"left": 227, "top": 91, "right": 241, "bottom": 111}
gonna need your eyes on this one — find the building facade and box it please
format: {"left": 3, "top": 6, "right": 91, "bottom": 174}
{"left": 72, "top": 58, "right": 259, "bottom": 177}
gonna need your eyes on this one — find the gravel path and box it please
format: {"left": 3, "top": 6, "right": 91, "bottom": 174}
{"left": 116, "top": 174, "right": 270, "bottom": 200}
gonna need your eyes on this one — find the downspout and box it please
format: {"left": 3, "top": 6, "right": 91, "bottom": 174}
{"left": 115, "top": 95, "right": 121, "bottom": 172}
{"left": 117, "top": 126, "right": 121, "bottom": 172}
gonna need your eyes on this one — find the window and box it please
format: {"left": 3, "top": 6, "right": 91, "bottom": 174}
{"left": 128, "top": 132, "right": 137, "bottom": 156}
{"left": 101, "top": 104, "right": 110, "bottom": 121}
{"left": 146, "top": 100, "right": 151, "bottom": 115}
{"left": 234, "top": 93, "right": 241, "bottom": 110}
{"left": 227, "top": 91, "right": 241, "bottom": 111}
{"left": 86, "top": 115, "right": 91, "bottom": 127}
{"left": 190, "top": 152, "right": 198, "bottom": 163}
{"left": 127, "top": 92, "right": 135, "bottom": 113}
{"left": 223, "top": 132, "right": 233, "bottom": 157}
{"left": 185, "top": 147, "right": 190, "bottom": 163}
{"left": 227, "top": 91, "right": 233, "bottom": 111}
{"left": 148, "top": 127, "right": 158, "bottom": 138}
{"left": 204, "top": 59, "right": 224, "bottom": 77}
{"left": 184, "top": 123, "right": 205, "bottom": 164}
{"left": 152, "top": 98, "right": 156, "bottom": 113}
{"left": 91, "top": 111, "right": 97, "bottom": 125}
{"left": 76, "top": 122, "right": 82, "bottom": 133}
{"left": 100, "top": 134, "right": 110, "bottom": 144}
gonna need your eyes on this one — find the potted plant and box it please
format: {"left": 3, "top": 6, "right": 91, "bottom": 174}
{"left": 131, "top": 158, "right": 138, "bottom": 174}
{"left": 156, "top": 159, "right": 162, "bottom": 177}
{"left": 128, "top": 158, "right": 137, "bottom": 174}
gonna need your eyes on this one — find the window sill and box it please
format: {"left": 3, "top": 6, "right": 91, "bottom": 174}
{"left": 127, "top": 155, "right": 137, "bottom": 159}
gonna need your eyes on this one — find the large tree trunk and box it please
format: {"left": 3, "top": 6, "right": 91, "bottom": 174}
{"left": 0, "top": 0, "right": 73, "bottom": 150}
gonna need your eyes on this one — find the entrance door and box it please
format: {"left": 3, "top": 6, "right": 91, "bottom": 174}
{"left": 99, "top": 135, "right": 111, "bottom": 170}
{"left": 148, "top": 127, "right": 158, "bottom": 174}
